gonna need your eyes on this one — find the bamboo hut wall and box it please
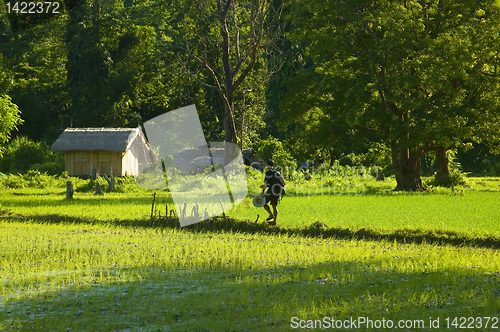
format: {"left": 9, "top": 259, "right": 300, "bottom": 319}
{"left": 64, "top": 150, "right": 124, "bottom": 177}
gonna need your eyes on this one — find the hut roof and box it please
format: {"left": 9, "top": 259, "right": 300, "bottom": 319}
{"left": 51, "top": 128, "right": 147, "bottom": 153}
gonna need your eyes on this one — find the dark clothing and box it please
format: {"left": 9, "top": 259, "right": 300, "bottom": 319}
{"left": 264, "top": 168, "right": 282, "bottom": 203}
{"left": 265, "top": 194, "right": 279, "bottom": 206}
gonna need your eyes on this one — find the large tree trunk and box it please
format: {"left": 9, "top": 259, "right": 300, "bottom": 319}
{"left": 224, "top": 95, "right": 238, "bottom": 144}
{"left": 435, "top": 146, "right": 451, "bottom": 185}
{"left": 390, "top": 140, "right": 427, "bottom": 191}
{"left": 218, "top": 0, "right": 239, "bottom": 146}
{"left": 329, "top": 148, "right": 336, "bottom": 167}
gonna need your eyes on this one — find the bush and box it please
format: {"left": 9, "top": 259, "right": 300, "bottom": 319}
{"left": 23, "top": 170, "right": 57, "bottom": 188}
{"left": 255, "top": 136, "right": 296, "bottom": 169}
{"left": 0, "top": 170, "right": 59, "bottom": 189}
{"left": 75, "top": 179, "right": 98, "bottom": 193}
{"left": 0, "top": 136, "right": 50, "bottom": 174}
{"left": 30, "top": 152, "right": 65, "bottom": 175}
{"left": 337, "top": 144, "right": 393, "bottom": 175}
{"left": 0, "top": 173, "right": 27, "bottom": 188}
{"left": 0, "top": 137, "right": 65, "bottom": 175}
{"left": 426, "top": 150, "right": 469, "bottom": 187}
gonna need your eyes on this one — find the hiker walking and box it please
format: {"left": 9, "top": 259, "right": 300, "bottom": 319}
{"left": 260, "top": 159, "right": 286, "bottom": 226}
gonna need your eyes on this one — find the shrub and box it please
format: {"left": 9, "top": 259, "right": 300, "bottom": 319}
{"left": 0, "top": 173, "right": 27, "bottom": 188}
{"left": 424, "top": 150, "right": 469, "bottom": 187}
{"left": 22, "top": 170, "right": 57, "bottom": 188}
{"left": 0, "top": 136, "right": 49, "bottom": 174}
{"left": 30, "top": 152, "right": 65, "bottom": 175}
{"left": 75, "top": 179, "right": 98, "bottom": 193}
{"left": 0, "top": 170, "right": 60, "bottom": 189}
{"left": 336, "top": 144, "right": 393, "bottom": 175}
{"left": 255, "top": 136, "right": 296, "bottom": 169}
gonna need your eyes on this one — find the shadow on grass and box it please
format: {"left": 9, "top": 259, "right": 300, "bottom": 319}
{"left": 3, "top": 257, "right": 499, "bottom": 331}
{"left": 2, "top": 208, "right": 499, "bottom": 249}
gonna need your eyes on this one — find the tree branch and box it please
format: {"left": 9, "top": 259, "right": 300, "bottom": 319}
{"left": 233, "top": 2, "right": 241, "bottom": 64}
{"left": 218, "top": 0, "right": 234, "bottom": 110}
{"left": 181, "top": 41, "right": 228, "bottom": 105}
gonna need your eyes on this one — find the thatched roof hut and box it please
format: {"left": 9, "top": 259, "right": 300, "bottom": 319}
{"left": 51, "top": 128, "right": 156, "bottom": 177}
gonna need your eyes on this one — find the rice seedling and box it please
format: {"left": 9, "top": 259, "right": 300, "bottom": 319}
{"left": 1, "top": 174, "right": 499, "bottom": 330}
{"left": 0, "top": 219, "right": 499, "bottom": 330}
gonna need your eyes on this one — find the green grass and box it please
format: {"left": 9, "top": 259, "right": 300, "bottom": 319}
{"left": 1, "top": 176, "right": 500, "bottom": 330}
{"left": 0, "top": 191, "right": 167, "bottom": 222}
{"left": 2, "top": 178, "right": 499, "bottom": 237}
{"left": 1, "top": 219, "right": 499, "bottom": 331}
{"left": 229, "top": 191, "right": 500, "bottom": 237}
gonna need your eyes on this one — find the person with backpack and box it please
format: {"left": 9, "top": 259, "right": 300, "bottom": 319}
{"left": 260, "top": 159, "right": 286, "bottom": 226}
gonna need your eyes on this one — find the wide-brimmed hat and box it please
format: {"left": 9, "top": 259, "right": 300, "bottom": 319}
{"left": 252, "top": 193, "right": 266, "bottom": 207}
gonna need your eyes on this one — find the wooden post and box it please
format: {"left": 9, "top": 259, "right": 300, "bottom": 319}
{"left": 182, "top": 201, "right": 187, "bottom": 218}
{"left": 150, "top": 193, "right": 156, "bottom": 219}
{"left": 377, "top": 173, "right": 385, "bottom": 181}
{"left": 104, "top": 174, "right": 115, "bottom": 192}
{"left": 95, "top": 182, "right": 103, "bottom": 195}
{"left": 109, "top": 167, "right": 115, "bottom": 191}
{"left": 220, "top": 202, "right": 225, "bottom": 218}
{"left": 66, "top": 181, "right": 74, "bottom": 199}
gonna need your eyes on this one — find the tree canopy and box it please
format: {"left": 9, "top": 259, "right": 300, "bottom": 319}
{"left": 2, "top": 0, "right": 500, "bottom": 186}
{"left": 282, "top": 0, "right": 500, "bottom": 190}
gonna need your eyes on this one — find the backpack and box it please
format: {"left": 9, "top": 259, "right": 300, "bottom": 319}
{"left": 268, "top": 169, "right": 286, "bottom": 198}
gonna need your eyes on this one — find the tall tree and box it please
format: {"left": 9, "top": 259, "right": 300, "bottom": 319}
{"left": 65, "top": 0, "right": 114, "bottom": 127}
{"left": 179, "top": 0, "right": 285, "bottom": 144}
{"left": 263, "top": 0, "right": 299, "bottom": 141}
{"left": 0, "top": 1, "right": 68, "bottom": 141}
{"left": 284, "top": 0, "right": 500, "bottom": 190}
{"left": 64, "top": 0, "right": 163, "bottom": 129}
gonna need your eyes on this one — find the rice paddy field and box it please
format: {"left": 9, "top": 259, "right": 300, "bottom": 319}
{"left": 1, "top": 174, "right": 500, "bottom": 331}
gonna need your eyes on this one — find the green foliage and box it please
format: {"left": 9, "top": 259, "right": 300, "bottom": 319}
{"left": 1, "top": 12, "right": 68, "bottom": 141}
{"left": 333, "top": 145, "right": 393, "bottom": 176}
{"left": 0, "top": 136, "right": 50, "bottom": 173}
{"left": 0, "top": 170, "right": 58, "bottom": 189}
{"left": 256, "top": 136, "right": 296, "bottom": 169}
{"left": 0, "top": 136, "right": 65, "bottom": 175}
{"left": 1, "top": 185, "right": 500, "bottom": 329}
{"left": 30, "top": 152, "right": 65, "bottom": 176}
{"left": 74, "top": 179, "right": 98, "bottom": 193}
{"left": 431, "top": 150, "right": 469, "bottom": 187}
{"left": 22, "top": 170, "right": 58, "bottom": 188}
{"left": 360, "top": 143, "right": 393, "bottom": 174}
{"left": 284, "top": 0, "right": 500, "bottom": 188}
{"left": 4, "top": 0, "right": 500, "bottom": 180}
{"left": 457, "top": 142, "right": 500, "bottom": 176}
{"left": 0, "top": 95, "right": 23, "bottom": 157}
{"left": 0, "top": 171, "right": 145, "bottom": 193}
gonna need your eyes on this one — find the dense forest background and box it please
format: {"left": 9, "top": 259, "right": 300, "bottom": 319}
{"left": 2, "top": 0, "right": 500, "bottom": 187}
